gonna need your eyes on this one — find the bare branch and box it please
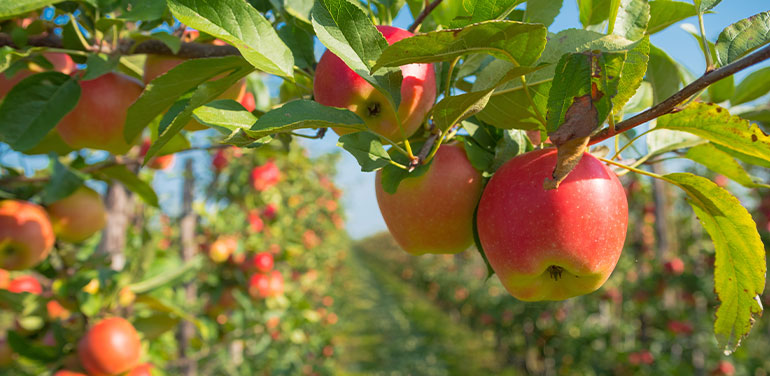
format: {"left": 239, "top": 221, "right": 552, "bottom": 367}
{"left": 408, "top": 0, "right": 444, "bottom": 33}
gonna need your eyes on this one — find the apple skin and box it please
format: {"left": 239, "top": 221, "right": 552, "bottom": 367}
{"left": 127, "top": 363, "right": 154, "bottom": 376}
{"left": 212, "top": 148, "right": 228, "bottom": 171}
{"left": 476, "top": 148, "right": 628, "bottom": 301}
{"left": 143, "top": 55, "right": 246, "bottom": 131}
{"left": 53, "top": 371, "right": 88, "bottom": 376}
{"left": 0, "top": 269, "right": 8, "bottom": 289}
{"left": 139, "top": 139, "right": 174, "bottom": 170}
{"left": 251, "top": 161, "right": 281, "bottom": 191}
{"left": 209, "top": 236, "right": 237, "bottom": 263}
{"left": 313, "top": 26, "right": 436, "bottom": 141}
{"left": 78, "top": 317, "right": 142, "bottom": 376}
{"left": 375, "top": 143, "right": 482, "bottom": 255}
{"left": 56, "top": 72, "right": 144, "bottom": 155}
{"left": 0, "top": 200, "right": 55, "bottom": 270}
{"left": 253, "top": 252, "right": 274, "bottom": 273}
{"left": 46, "top": 186, "right": 107, "bottom": 243}
{"left": 8, "top": 275, "right": 42, "bottom": 294}
{"left": 0, "top": 52, "right": 76, "bottom": 98}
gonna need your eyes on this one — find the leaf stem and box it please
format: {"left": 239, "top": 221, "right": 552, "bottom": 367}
{"left": 698, "top": 12, "right": 715, "bottom": 70}
{"left": 520, "top": 75, "right": 547, "bottom": 128}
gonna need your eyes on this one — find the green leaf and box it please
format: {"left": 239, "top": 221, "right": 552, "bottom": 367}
{"left": 277, "top": 22, "right": 316, "bottom": 70}
{"left": 372, "top": 21, "right": 547, "bottom": 70}
{"left": 612, "top": 0, "right": 650, "bottom": 41}
{"left": 694, "top": 0, "right": 721, "bottom": 13}
{"left": 81, "top": 54, "right": 119, "bottom": 80}
{"left": 647, "top": 1, "right": 697, "bottom": 34}
{"left": 434, "top": 90, "right": 495, "bottom": 132}
{"left": 337, "top": 132, "right": 391, "bottom": 172}
{"left": 731, "top": 66, "right": 770, "bottom": 105}
{"left": 525, "top": 0, "right": 563, "bottom": 27}
{"left": 311, "top": 0, "right": 403, "bottom": 107}
{"left": 0, "top": 72, "right": 80, "bottom": 152}
{"left": 715, "top": 11, "right": 770, "bottom": 66}
{"left": 124, "top": 56, "right": 253, "bottom": 142}
{"left": 577, "top": 0, "right": 612, "bottom": 27}
{"left": 379, "top": 152, "right": 431, "bottom": 194}
{"left": 647, "top": 44, "right": 681, "bottom": 104}
{"left": 8, "top": 330, "right": 59, "bottom": 362}
{"left": 96, "top": 165, "right": 159, "bottom": 207}
{"left": 685, "top": 143, "right": 770, "bottom": 189}
{"left": 646, "top": 127, "right": 704, "bottom": 157}
{"left": 134, "top": 294, "right": 207, "bottom": 336}
{"left": 656, "top": 102, "right": 770, "bottom": 164}
{"left": 492, "top": 128, "right": 530, "bottom": 171}
{"left": 663, "top": 173, "right": 765, "bottom": 352}
{"left": 129, "top": 255, "right": 203, "bottom": 293}
{"left": 713, "top": 143, "right": 770, "bottom": 169}
{"left": 193, "top": 99, "right": 257, "bottom": 130}
{"left": 121, "top": 0, "right": 167, "bottom": 21}
{"left": 462, "top": 134, "right": 494, "bottom": 171}
{"left": 40, "top": 158, "right": 85, "bottom": 205}
{"left": 134, "top": 313, "right": 180, "bottom": 340}
{"left": 249, "top": 100, "right": 364, "bottom": 138}
{"left": 167, "top": 0, "right": 294, "bottom": 77}
{"left": 0, "top": 1, "right": 63, "bottom": 19}
{"left": 468, "top": 0, "right": 521, "bottom": 24}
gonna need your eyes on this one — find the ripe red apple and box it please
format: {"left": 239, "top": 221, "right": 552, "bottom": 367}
{"left": 0, "top": 52, "right": 76, "bottom": 98}
{"left": 313, "top": 25, "right": 436, "bottom": 141}
{"left": 0, "top": 200, "right": 55, "bottom": 270}
{"left": 251, "top": 161, "right": 281, "bottom": 191}
{"left": 0, "top": 269, "right": 8, "bottom": 289}
{"left": 53, "top": 371, "right": 87, "bottom": 376}
{"left": 56, "top": 72, "right": 144, "bottom": 155}
{"left": 240, "top": 91, "right": 256, "bottom": 112}
{"left": 212, "top": 148, "right": 229, "bottom": 171}
{"left": 268, "top": 270, "right": 284, "bottom": 297}
{"left": 664, "top": 257, "right": 685, "bottom": 275}
{"left": 143, "top": 55, "right": 246, "bottom": 131}
{"left": 248, "top": 210, "right": 264, "bottom": 232}
{"left": 249, "top": 273, "right": 270, "bottom": 298}
{"left": 253, "top": 252, "right": 274, "bottom": 273}
{"left": 375, "top": 143, "right": 482, "bottom": 254}
{"left": 8, "top": 275, "right": 42, "bottom": 294}
{"left": 47, "top": 299, "right": 72, "bottom": 320}
{"left": 46, "top": 186, "right": 107, "bottom": 243}
{"left": 302, "top": 229, "right": 320, "bottom": 249}
{"left": 711, "top": 360, "right": 735, "bottom": 376}
{"left": 667, "top": 320, "right": 694, "bottom": 335}
{"left": 477, "top": 148, "right": 628, "bottom": 301}
{"left": 263, "top": 203, "right": 278, "bottom": 220}
{"left": 628, "top": 350, "right": 654, "bottom": 365}
{"left": 139, "top": 139, "right": 174, "bottom": 170}
{"left": 78, "top": 317, "right": 142, "bottom": 376}
{"left": 127, "top": 363, "right": 154, "bottom": 376}
{"left": 209, "top": 236, "right": 237, "bottom": 263}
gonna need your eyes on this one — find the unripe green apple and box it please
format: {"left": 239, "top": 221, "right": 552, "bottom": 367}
{"left": 375, "top": 143, "right": 482, "bottom": 254}
{"left": 0, "top": 200, "right": 55, "bottom": 270}
{"left": 56, "top": 72, "right": 144, "bottom": 155}
{"left": 314, "top": 26, "right": 436, "bottom": 141}
{"left": 46, "top": 186, "right": 107, "bottom": 243}
{"left": 477, "top": 148, "right": 628, "bottom": 301}
{"left": 143, "top": 55, "right": 246, "bottom": 131}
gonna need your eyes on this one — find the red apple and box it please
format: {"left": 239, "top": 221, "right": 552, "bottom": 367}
{"left": 253, "top": 252, "right": 274, "bottom": 273}
{"left": 302, "top": 230, "right": 320, "bottom": 249}
{"left": 667, "top": 320, "right": 694, "bottom": 335}
{"left": 664, "top": 257, "right": 685, "bottom": 275}
{"left": 251, "top": 161, "right": 281, "bottom": 191}
{"left": 313, "top": 26, "right": 436, "bottom": 141}
{"left": 0, "top": 269, "right": 9, "bottom": 289}
{"left": 711, "top": 360, "right": 735, "bottom": 376}
{"left": 212, "top": 148, "right": 228, "bottom": 171}
{"left": 143, "top": 55, "right": 246, "bottom": 131}
{"left": 47, "top": 299, "right": 71, "bottom": 320}
{"left": 248, "top": 210, "right": 264, "bottom": 232}
{"left": 263, "top": 203, "right": 278, "bottom": 220}
{"left": 375, "top": 143, "right": 482, "bottom": 254}
{"left": 127, "top": 363, "right": 154, "bottom": 376}
{"left": 78, "top": 317, "right": 142, "bottom": 376}
{"left": 139, "top": 139, "right": 174, "bottom": 170}
{"left": 0, "top": 200, "right": 55, "bottom": 270}
{"left": 268, "top": 270, "right": 284, "bottom": 297}
{"left": 56, "top": 72, "right": 144, "bottom": 154}
{"left": 0, "top": 52, "right": 75, "bottom": 98}
{"left": 249, "top": 273, "right": 270, "bottom": 298}
{"left": 628, "top": 350, "right": 654, "bottom": 365}
{"left": 53, "top": 371, "right": 87, "bottom": 376}
{"left": 8, "top": 275, "right": 42, "bottom": 294}
{"left": 477, "top": 148, "right": 628, "bottom": 301}
{"left": 240, "top": 91, "right": 256, "bottom": 112}
{"left": 46, "top": 186, "right": 107, "bottom": 243}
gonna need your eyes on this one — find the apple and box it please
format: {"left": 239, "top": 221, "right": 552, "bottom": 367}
{"left": 0, "top": 200, "right": 55, "bottom": 270}
{"left": 248, "top": 273, "right": 270, "bottom": 298}
{"left": 251, "top": 161, "right": 281, "bottom": 191}
{"left": 253, "top": 252, "right": 274, "bottom": 273}
{"left": 47, "top": 299, "right": 71, "bottom": 320}
{"left": 667, "top": 320, "right": 694, "bottom": 335}
{"left": 53, "top": 371, "right": 87, "bottom": 376}
{"left": 139, "top": 139, "right": 174, "bottom": 170}
{"left": 0, "top": 269, "right": 8, "bottom": 289}
{"left": 268, "top": 270, "right": 284, "bottom": 297}
{"left": 8, "top": 275, "right": 42, "bottom": 294}
{"left": 212, "top": 148, "right": 228, "bottom": 171}
{"left": 664, "top": 257, "right": 685, "bottom": 275}
{"left": 56, "top": 72, "right": 144, "bottom": 155}
{"left": 209, "top": 236, "right": 237, "bottom": 263}
{"left": 476, "top": 148, "right": 628, "bottom": 301}
{"left": 248, "top": 210, "right": 264, "bottom": 232}
{"left": 127, "top": 363, "right": 154, "bottom": 376}
{"left": 143, "top": 55, "right": 246, "bottom": 131}
{"left": 628, "top": 350, "right": 654, "bottom": 365}
{"left": 302, "top": 229, "right": 320, "bottom": 249}
{"left": 375, "top": 143, "right": 482, "bottom": 254}
{"left": 46, "top": 186, "right": 107, "bottom": 243}
{"left": 313, "top": 25, "right": 436, "bottom": 141}
{"left": 0, "top": 52, "right": 75, "bottom": 98}
{"left": 78, "top": 317, "right": 142, "bottom": 376}
{"left": 240, "top": 91, "right": 256, "bottom": 112}
{"left": 711, "top": 360, "right": 735, "bottom": 376}
{"left": 263, "top": 203, "right": 278, "bottom": 221}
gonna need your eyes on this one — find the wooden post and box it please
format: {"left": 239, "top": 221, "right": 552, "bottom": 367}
{"left": 177, "top": 159, "right": 198, "bottom": 376}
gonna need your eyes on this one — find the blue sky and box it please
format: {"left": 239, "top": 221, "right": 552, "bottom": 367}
{"left": 1, "top": 1, "right": 768, "bottom": 239}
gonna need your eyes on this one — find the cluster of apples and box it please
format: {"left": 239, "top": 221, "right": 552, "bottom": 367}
{"left": 314, "top": 26, "right": 629, "bottom": 301}
{"left": 0, "top": 186, "right": 107, "bottom": 271}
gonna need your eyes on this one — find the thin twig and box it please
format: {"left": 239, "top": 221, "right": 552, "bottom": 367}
{"left": 589, "top": 43, "right": 770, "bottom": 145}
{"left": 408, "top": 0, "right": 444, "bottom": 33}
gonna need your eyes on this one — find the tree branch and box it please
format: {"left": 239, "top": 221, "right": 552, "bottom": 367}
{"left": 590, "top": 43, "right": 770, "bottom": 145}
{"left": 0, "top": 33, "right": 240, "bottom": 59}
{"left": 408, "top": 0, "right": 444, "bottom": 33}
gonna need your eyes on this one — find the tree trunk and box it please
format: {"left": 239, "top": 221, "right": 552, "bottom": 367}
{"left": 177, "top": 159, "right": 198, "bottom": 376}
{"left": 98, "top": 183, "right": 134, "bottom": 270}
